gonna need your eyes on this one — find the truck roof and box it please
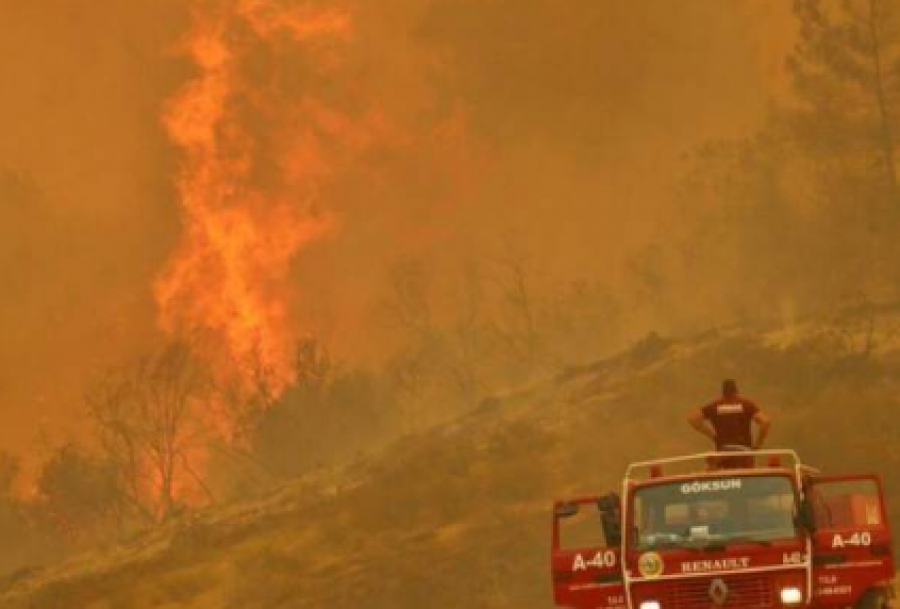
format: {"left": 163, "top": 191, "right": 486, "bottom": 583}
{"left": 626, "top": 466, "right": 798, "bottom": 490}
{"left": 625, "top": 448, "right": 820, "bottom": 487}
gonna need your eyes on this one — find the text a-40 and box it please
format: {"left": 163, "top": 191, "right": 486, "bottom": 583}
{"left": 572, "top": 550, "right": 618, "bottom": 572}
{"left": 830, "top": 532, "right": 872, "bottom": 549}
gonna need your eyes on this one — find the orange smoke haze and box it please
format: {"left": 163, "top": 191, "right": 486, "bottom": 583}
{"left": 0, "top": 0, "right": 795, "bottom": 467}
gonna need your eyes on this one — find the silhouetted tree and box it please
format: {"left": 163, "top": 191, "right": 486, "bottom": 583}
{"left": 36, "top": 444, "right": 120, "bottom": 544}
{"left": 491, "top": 247, "right": 545, "bottom": 375}
{"left": 87, "top": 343, "right": 210, "bottom": 524}
{"left": 790, "top": 0, "right": 900, "bottom": 203}
{"left": 665, "top": 0, "right": 900, "bottom": 327}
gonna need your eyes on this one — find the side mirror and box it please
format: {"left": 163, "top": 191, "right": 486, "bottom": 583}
{"left": 598, "top": 493, "right": 623, "bottom": 546}
{"left": 597, "top": 495, "right": 618, "bottom": 512}
{"left": 555, "top": 502, "right": 579, "bottom": 519}
{"left": 603, "top": 519, "right": 623, "bottom": 547}
{"left": 796, "top": 499, "right": 817, "bottom": 534}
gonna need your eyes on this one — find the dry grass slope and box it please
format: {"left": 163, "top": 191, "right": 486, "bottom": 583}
{"left": 3, "top": 320, "right": 900, "bottom": 608}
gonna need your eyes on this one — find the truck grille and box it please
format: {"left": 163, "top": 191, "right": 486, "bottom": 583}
{"left": 634, "top": 573, "right": 775, "bottom": 609}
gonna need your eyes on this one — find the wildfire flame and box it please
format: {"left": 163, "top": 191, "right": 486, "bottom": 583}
{"left": 156, "top": 0, "right": 355, "bottom": 401}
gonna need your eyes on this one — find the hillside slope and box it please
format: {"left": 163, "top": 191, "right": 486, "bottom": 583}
{"left": 3, "top": 320, "right": 900, "bottom": 608}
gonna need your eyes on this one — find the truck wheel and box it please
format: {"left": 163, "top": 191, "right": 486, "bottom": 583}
{"left": 855, "top": 590, "right": 888, "bottom": 609}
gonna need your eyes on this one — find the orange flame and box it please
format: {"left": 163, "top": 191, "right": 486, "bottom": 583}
{"left": 156, "top": 0, "right": 355, "bottom": 400}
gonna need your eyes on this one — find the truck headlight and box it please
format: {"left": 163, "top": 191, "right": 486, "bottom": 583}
{"left": 780, "top": 587, "right": 803, "bottom": 605}
{"left": 640, "top": 601, "right": 661, "bottom": 609}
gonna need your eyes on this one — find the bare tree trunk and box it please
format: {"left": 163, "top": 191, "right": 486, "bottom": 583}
{"left": 866, "top": 0, "right": 900, "bottom": 199}
{"left": 497, "top": 254, "right": 541, "bottom": 372}
{"left": 88, "top": 342, "right": 208, "bottom": 527}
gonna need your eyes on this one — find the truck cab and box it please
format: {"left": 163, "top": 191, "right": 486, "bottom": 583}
{"left": 551, "top": 450, "right": 894, "bottom": 609}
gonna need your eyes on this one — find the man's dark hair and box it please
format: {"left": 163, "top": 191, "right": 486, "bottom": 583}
{"left": 722, "top": 379, "right": 738, "bottom": 397}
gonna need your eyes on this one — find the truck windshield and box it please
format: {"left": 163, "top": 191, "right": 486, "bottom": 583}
{"left": 633, "top": 475, "right": 798, "bottom": 551}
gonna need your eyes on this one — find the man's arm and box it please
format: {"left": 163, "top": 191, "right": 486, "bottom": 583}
{"left": 688, "top": 409, "right": 716, "bottom": 442}
{"left": 752, "top": 411, "right": 771, "bottom": 449}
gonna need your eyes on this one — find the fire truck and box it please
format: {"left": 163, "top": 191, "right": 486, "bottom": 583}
{"left": 551, "top": 449, "right": 894, "bottom": 609}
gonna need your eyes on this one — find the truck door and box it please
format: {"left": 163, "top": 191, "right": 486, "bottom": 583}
{"left": 806, "top": 476, "right": 894, "bottom": 605}
{"left": 551, "top": 495, "right": 625, "bottom": 609}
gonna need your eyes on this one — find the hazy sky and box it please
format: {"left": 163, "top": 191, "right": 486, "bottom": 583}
{"left": 0, "top": 0, "right": 794, "bottom": 466}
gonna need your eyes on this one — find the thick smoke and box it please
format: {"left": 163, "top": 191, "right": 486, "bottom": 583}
{"left": 0, "top": 0, "right": 790, "bottom": 469}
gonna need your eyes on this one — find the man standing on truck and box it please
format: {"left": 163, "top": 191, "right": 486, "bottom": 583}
{"left": 688, "top": 379, "right": 771, "bottom": 453}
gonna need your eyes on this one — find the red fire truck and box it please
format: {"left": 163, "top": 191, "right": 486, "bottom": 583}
{"left": 551, "top": 450, "right": 894, "bottom": 609}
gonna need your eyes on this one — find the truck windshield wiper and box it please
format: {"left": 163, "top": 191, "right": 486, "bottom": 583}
{"left": 643, "top": 534, "right": 773, "bottom": 551}
{"left": 701, "top": 537, "right": 773, "bottom": 550}
{"left": 648, "top": 541, "right": 689, "bottom": 550}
